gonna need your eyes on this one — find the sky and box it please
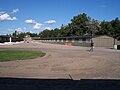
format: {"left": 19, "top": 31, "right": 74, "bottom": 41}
{"left": 0, "top": 0, "right": 120, "bottom": 35}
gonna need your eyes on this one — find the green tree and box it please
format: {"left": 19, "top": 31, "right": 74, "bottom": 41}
{"left": 99, "top": 20, "right": 108, "bottom": 35}
{"left": 99, "top": 17, "right": 120, "bottom": 37}
{"left": 38, "top": 14, "right": 120, "bottom": 38}
{"left": 51, "top": 28, "right": 61, "bottom": 37}
{"left": 86, "top": 19, "right": 100, "bottom": 36}
{"left": 60, "top": 24, "right": 70, "bottom": 37}
{"left": 12, "top": 31, "right": 19, "bottom": 38}
{"left": 69, "top": 13, "right": 89, "bottom": 36}
{"left": 39, "top": 29, "right": 51, "bottom": 38}
{"left": 111, "top": 17, "right": 120, "bottom": 37}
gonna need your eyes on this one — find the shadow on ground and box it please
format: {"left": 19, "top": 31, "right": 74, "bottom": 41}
{"left": 0, "top": 77, "right": 120, "bottom": 90}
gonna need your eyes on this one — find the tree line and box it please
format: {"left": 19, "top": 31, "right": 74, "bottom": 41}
{"left": 12, "top": 13, "right": 120, "bottom": 39}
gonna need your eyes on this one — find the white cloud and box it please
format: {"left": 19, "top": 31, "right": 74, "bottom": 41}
{"left": 44, "top": 27, "right": 52, "bottom": 30}
{"left": 0, "top": 11, "right": 5, "bottom": 15}
{"left": 8, "top": 27, "right": 26, "bottom": 33}
{"left": 23, "top": 27, "right": 27, "bottom": 30}
{"left": 8, "top": 29, "right": 13, "bottom": 32}
{"left": 33, "top": 23, "right": 43, "bottom": 30}
{"left": 25, "top": 19, "right": 55, "bottom": 30}
{"left": 15, "top": 28, "right": 23, "bottom": 32}
{"left": 0, "top": 13, "right": 16, "bottom": 21}
{"left": 25, "top": 19, "right": 43, "bottom": 30}
{"left": 29, "top": 30, "right": 33, "bottom": 33}
{"left": 0, "top": 9, "right": 18, "bottom": 21}
{"left": 45, "top": 20, "right": 56, "bottom": 24}
{"left": 12, "top": 9, "right": 19, "bottom": 14}
{"left": 25, "top": 19, "right": 36, "bottom": 24}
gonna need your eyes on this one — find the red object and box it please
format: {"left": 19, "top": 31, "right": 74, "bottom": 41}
{"left": 65, "top": 42, "right": 72, "bottom": 46}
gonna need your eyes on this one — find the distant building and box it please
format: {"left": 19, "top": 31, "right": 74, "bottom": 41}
{"left": 34, "top": 35, "right": 120, "bottom": 48}
{"left": 0, "top": 35, "right": 23, "bottom": 43}
{"left": 92, "top": 35, "right": 115, "bottom": 47}
{"left": 0, "top": 35, "right": 10, "bottom": 43}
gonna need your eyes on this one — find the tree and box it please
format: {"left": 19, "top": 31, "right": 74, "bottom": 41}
{"left": 39, "top": 29, "right": 51, "bottom": 38}
{"left": 38, "top": 14, "right": 120, "bottom": 38}
{"left": 12, "top": 31, "right": 19, "bottom": 38}
{"left": 86, "top": 19, "right": 100, "bottom": 36}
{"left": 51, "top": 28, "right": 61, "bottom": 37}
{"left": 99, "top": 17, "right": 120, "bottom": 37}
{"left": 60, "top": 24, "right": 70, "bottom": 37}
{"left": 29, "top": 33, "right": 38, "bottom": 37}
{"left": 69, "top": 13, "right": 89, "bottom": 36}
{"left": 111, "top": 17, "right": 120, "bottom": 37}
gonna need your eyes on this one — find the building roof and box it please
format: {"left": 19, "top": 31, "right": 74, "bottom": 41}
{"left": 0, "top": 35, "right": 9, "bottom": 38}
{"left": 35, "top": 35, "right": 93, "bottom": 40}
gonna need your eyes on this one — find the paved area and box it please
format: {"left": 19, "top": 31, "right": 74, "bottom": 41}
{"left": 0, "top": 41, "right": 120, "bottom": 80}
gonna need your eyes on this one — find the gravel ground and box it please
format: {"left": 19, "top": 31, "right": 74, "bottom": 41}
{"left": 0, "top": 41, "right": 120, "bottom": 80}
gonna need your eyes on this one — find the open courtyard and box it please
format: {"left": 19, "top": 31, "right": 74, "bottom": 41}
{"left": 0, "top": 42, "right": 120, "bottom": 80}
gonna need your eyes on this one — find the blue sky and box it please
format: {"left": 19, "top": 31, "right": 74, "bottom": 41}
{"left": 0, "top": 0, "right": 120, "bottom": 35}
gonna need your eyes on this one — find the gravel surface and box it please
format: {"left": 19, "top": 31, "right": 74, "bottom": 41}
{"left": 0, "top": 41, "right": 120, "bottom": 80}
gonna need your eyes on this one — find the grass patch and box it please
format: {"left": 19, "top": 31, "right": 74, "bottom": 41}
{"left": 0, "top": 50, "right": 46, "bottom": 62}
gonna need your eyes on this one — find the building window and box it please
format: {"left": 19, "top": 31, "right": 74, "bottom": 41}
{"left": 0, "top": 37, "right": 2, "bottom": 41}
{"left": 86, "top": 38, "right": 91, "bottom": 43}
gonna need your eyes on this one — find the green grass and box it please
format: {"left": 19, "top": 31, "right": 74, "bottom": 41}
{"left": 0, "top": 50, "right": 46, "bottom": 62}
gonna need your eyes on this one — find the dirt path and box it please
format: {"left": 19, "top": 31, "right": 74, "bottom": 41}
{"left": 0, "top": 42, "right": 120, "bottom": 80}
